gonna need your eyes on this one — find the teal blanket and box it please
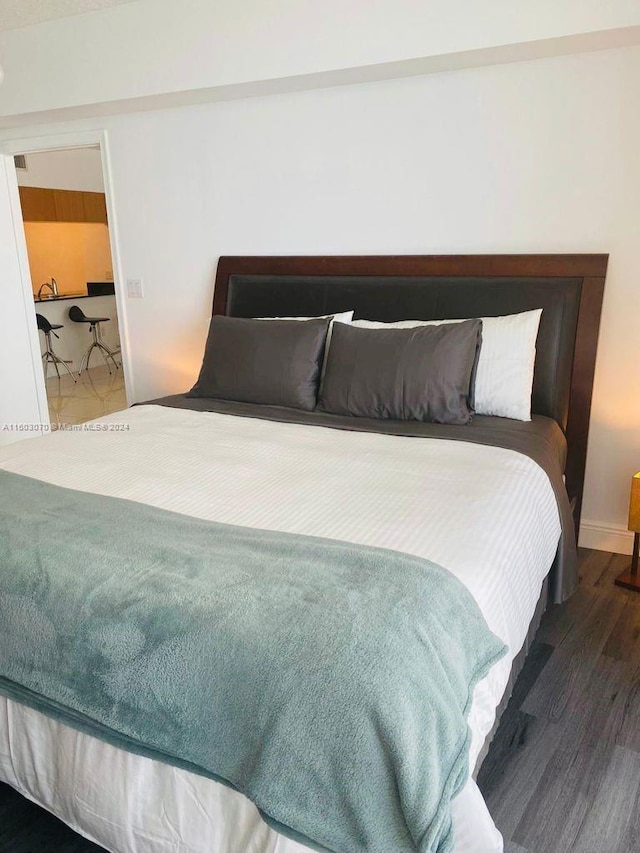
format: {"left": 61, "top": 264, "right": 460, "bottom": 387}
{"left": 0, "top": 470, "right": 506, "bottom": 852}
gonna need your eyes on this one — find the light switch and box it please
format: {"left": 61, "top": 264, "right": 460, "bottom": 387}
{"left": 127, "top": 278, "right": 143, "bottom": 299}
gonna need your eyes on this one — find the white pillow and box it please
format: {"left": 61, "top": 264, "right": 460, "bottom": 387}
{"left": 257, "top": 311, "right": 353, "bottom": 324}
{"left": 352, "top": 309, "right": 542, "bottom": 421}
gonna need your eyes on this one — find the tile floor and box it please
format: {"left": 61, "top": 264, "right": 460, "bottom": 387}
{"left": 45, "top": 363, "right": 127, "bottom": 428}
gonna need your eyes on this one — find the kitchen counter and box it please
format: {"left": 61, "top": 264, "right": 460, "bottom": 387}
{"left": 34, "top": 292, "right": 90, "bottom": 303}
{"left": 34, "top": 282, "right": 115, "bottom": 303}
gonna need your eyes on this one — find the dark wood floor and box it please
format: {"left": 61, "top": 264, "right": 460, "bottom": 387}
{"left": 478, "top": 548, "right": 640, "bottom": 853}
{"left": 1, "top": 548, "right": 638, "bottom": 853}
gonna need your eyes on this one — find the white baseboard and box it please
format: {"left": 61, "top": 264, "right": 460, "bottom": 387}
{"left": 579, "top": 520, "right": 634, "bottom": 555}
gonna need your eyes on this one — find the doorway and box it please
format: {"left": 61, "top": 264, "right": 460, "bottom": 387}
{"left": 14, "top": 144, "right": 127, "bottom": 429}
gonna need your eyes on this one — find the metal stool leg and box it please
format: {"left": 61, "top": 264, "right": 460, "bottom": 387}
{"left": 78, "top": 322, "right": 120, "bottom": 375}
{"left": 81, "top": 341, "right": 102, "bottom": 374}
{"left": 42, "top": 331, "right": 76, "bottom": 382}
{"left": 78, "top": 341, "right": 96, "bottom": 375}
{"left": 96, "top": 343, "right": 120, "bottom": 372}
{"left": 94, "top": 321, "right": 120, "bottom": 371}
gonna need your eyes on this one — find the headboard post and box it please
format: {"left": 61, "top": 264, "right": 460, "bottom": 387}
{"left": 212, "top": 254, "right": 608, "bottom": 537}
{"left": 564, "top": 275, "right": 606, "bottom": 529}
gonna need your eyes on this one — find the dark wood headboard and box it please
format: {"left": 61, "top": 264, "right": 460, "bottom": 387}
{"left": 212, "top": 254, "right": 608, "bottom": 531}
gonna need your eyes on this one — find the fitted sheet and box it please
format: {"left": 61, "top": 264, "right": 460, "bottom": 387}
{"left": 0, "top": 404, "right": 563, "bottom": 852}
{"left": 150, "top": 395, "right": 575, "bottom": 603}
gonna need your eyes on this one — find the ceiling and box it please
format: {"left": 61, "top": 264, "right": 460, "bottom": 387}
{"left": 0, "top": 0, "right": 140, "bottom": 31}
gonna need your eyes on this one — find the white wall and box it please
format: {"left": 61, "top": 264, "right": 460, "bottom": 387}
{"left": 0, "top": 45, "right": 638, "bottom": 549}
{"left": 0, "top": 0, "right": 639, "bottom": 123}
{"left": 16, "top": 147, "right": 104, "bottom": 192}
{"left": 0, "top": 157, "right": 47, "bottom": 443}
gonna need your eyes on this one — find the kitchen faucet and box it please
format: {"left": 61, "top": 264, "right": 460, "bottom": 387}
{"left": 37, "top": 278, "right": 59, "bottom": 299}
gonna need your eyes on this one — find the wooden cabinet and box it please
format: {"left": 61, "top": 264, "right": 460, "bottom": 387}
{"left": 53, "top": 189, "right": 85, "bottom": 222}
{"left": 18, "top": 186, "right": 57, "bottom": 221}
{"left": 18, "top": 186, "right": 108, "bottom": 224}
{"left": 82, "top": 191, "right": 108, "bottom": 224}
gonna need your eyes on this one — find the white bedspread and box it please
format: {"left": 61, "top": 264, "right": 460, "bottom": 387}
{"left": 0, "top": 405, "right": 561, "bottom": 853}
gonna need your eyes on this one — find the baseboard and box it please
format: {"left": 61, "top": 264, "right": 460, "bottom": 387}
{"left": 579, "top": 520, "right": 634, "bottom": 555}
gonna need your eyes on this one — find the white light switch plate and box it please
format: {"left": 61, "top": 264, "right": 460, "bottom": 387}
{"left": 127, "top": 278, "right": 143, "bottom": 298}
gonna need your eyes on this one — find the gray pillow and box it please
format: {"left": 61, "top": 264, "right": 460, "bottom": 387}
{"left": 188, "top": 315, "right": 330, "bottom": 411}
{"left": 317, "top": 319, "right": 482, "bottom": 424}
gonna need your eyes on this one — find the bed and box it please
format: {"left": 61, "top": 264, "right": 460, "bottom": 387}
{"left": 0, "top": 253, "right": 607, "bottom": 853}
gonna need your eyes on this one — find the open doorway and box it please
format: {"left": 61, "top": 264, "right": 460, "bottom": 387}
{"left": 15, "top": 145, "right": 126, "bottom": 429}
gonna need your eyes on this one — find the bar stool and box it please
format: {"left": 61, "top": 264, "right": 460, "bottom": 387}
{"left": 68, "top": 305, "right": 120, "bottom": 375}
{"left": 36, "top": 314, "right": 76, "bottom": 382}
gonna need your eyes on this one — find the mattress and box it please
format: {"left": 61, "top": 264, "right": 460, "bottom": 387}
{"left": 0, "top": 404, "right": 563, "bottom": 852}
